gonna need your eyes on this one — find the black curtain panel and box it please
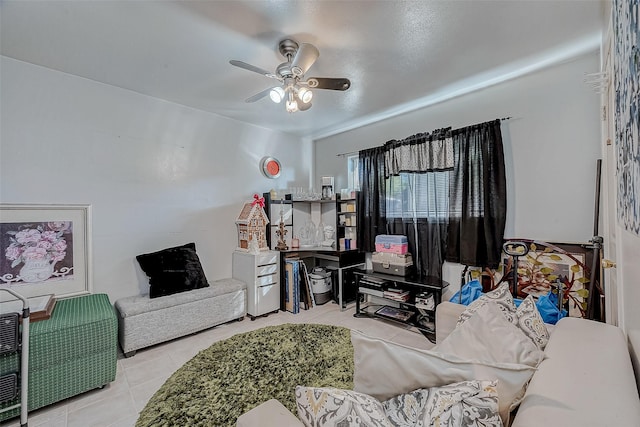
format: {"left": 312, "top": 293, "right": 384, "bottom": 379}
{"left": 386, "top": 218, "right": 448, "bottom": 279}
{"left": 446, "top": 119, "right": 507, "bottom": 268}
{"left": 358, "top": 130, "right": 453, "bottom": 279}
{"left": 357, "top": 146, "right": 388, "bottom": 252}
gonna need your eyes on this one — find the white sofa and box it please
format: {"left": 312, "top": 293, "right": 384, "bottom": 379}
{"left": 238, "top": 301, "right": 640, "bottom": 426}
{"left": 436, "top": 301, "right": 640, "bottom": 426}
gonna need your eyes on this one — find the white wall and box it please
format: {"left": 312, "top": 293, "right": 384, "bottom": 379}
{"left": 314, "top": 51, "right": 602, "bottom": 291}
{"left": 622, "top": 230, "right": 640, "bottom": 328}
{"left": 0, "top": 56, "right": 311, "bottom": 302}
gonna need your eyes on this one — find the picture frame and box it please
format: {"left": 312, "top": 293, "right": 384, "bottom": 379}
{"left": 0, "top": 204, "right": 92, "bottom": 300}
{"left": 494, "top": 241, "right": 590, "bottom": 318}
{"left": 613, "top": 0, "right": 640, "bottom": 235}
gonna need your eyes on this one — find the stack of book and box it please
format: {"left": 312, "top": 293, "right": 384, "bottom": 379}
{"left": 359, "top": 275, "right": 389, "bottom": 298}
{"left": 383, "top": 288, "right": 410, "bottom": 302}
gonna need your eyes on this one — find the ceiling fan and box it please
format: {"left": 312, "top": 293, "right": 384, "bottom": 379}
{"left": 229, "top": 39, "right": 351, "bottom": 113}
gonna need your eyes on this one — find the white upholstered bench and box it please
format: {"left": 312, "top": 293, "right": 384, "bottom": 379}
{"left": 115, "top": 278, "right": 246, "bottom": 357}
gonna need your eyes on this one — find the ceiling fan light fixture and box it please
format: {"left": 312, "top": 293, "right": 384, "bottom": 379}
{"left": 297, "top": 86, "right": 313, "bottom": 104}
{"left": 285, "top": 91, "right": 299, "bottom": 113}
{"left": 269, "top": 86, "right": 285, "bottom": 103}
{"left": 285, "top": 99, "right": 299, "bottom": 113}
{"left": 298, "top": 100, "right": 312, "bottom": 111}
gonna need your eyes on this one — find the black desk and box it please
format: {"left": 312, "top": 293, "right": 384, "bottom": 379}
{"left": 280, "top": 249, "right": 365, "bottom": 311}
{"left": 353, "top": 270, "right": 449, "bottom": 342}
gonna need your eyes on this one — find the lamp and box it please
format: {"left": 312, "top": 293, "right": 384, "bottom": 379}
{"left": 269, "top": 87, "right": 285, "bottom": 103}
{"left": 285, "top": 100, "right": 298, "bottom": 113}
{"left": 271, "top": 84, "right": 312, "bottom": 113}
{"left": 297, "top": 91, "right": 312, "bottom": 111}
{"left": 297, "top": 86, "right": 313, "bottom": 104}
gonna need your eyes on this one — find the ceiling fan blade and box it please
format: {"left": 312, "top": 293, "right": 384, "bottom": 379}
{"left": 229, "top": 60, "right": 277, "bottom": 79}
{"left": 245, "top": 87, "right": 274, "bottom": 103}
{"left": 290, "top": 43, "right": 319, "bottom": 76}
{"left": 306, "top": 77, "right": 351, "bottom": 91}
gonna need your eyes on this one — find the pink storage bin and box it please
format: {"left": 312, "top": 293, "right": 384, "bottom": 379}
{"left": 374, "top": 235, "right": 409, "bottom": 254}
{"left": 374, "top": 243, "right": 408, "bottom": 254}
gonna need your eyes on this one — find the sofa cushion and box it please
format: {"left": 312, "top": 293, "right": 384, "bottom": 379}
{"left": 457, "top": 282, "right": 516, "bottom": 325}
{"left": 295, "top": 386, "right": 391, "bottom": 427}
{"left": 435, "top": 301, "right": 468, "bottom": 344}
{"left": 382, "top": 380, "right": 501, "bottom": 427}
{"left": 435, "top": 301, "right": 544, "bottom": 368}
{"left": 512, "top": 317, "right": 640, "bottom": 427}
{"left": 115, "top": 278, "right": 246, "bottom": 317}
{"left": 352, "top": 329, "right": 536, "bottom": 426}
{"left": 457, "top": 284, "right": 550, "bottom": 350}
{"left": 236, "top": 399, "right": 304, "bottom": 427}
{"left": 515, "top": 295, "right": 550, "bottom": 350}
{"left": 136, "top": 242, "right": 209, "bottom": 298}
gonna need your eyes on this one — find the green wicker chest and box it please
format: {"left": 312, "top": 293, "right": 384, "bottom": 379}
{"left": 0, "top": 293, "right": 118, "bottom": 421}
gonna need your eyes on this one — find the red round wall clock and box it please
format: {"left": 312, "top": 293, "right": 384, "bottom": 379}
{"left": 260, "top": 156, "right": 282, "bottom": 179}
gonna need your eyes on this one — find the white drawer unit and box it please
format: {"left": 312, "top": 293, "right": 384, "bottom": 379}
{"left": 232, "top": 250, "right": 281, "bottom": 320}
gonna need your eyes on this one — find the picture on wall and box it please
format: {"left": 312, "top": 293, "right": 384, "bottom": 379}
{"left": 511, "top": 251, "right": 587, "bottom": 318}
{"left": 0, "top": 204, "right": 92, "bottom": 300}
{"left": 473, "top": 240, "right": 592, "bottom": 319}
{"left": 613, "top": 0, "right": 640, "bottom": 235}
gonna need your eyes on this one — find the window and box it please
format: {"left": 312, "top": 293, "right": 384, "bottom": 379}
{"left": 385, "top": 172, "right": 449, "bottom": 219}
{"left": 347, "top": 155, "right": 360, "bottom": 190}
{"left": 348, "top": 152, "right": 448, "bottom": 219}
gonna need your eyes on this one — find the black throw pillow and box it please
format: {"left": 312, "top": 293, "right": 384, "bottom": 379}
{"left": 136, "top": 242, "right": 209, "bottom": 298}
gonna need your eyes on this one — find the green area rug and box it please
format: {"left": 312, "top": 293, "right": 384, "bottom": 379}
{"left": 136, "top": 323, "right": 354, "bottom": 427}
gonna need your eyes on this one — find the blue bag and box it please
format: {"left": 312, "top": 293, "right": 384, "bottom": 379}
{"left": 514, "top": 291, "right": 567, "bottom": 325}
{"left": 535, "top": 291, "right": 567, "bottom": 324}
{"left": 449, "top": 279, "right": 483, "bottom": 306}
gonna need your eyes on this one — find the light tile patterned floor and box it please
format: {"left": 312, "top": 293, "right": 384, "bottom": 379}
{"left": 2, "top": 302, "right": 434, "bottom": 427}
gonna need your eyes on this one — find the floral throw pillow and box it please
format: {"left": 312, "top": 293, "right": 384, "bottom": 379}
{"left": 516, "top": 295, "right": 550, "bottom": 350}
{"left": 457, "top": 282, "right": 517, "bottom": 326}
{"left": 295, "top": 386, "right": 392, "bottom": 427}
{"left": 382, "top": 380, "right": 502, "bottom": 427}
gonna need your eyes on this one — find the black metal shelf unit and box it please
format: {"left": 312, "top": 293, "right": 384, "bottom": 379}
{"left": 354, "top": 270, "right": 449, "bottom": 342}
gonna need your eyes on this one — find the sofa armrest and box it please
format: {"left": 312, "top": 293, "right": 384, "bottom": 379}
{"left": 513, "top": 317, "right": 640, "bottom": 426}
{"left": 435, "top": 301, "right": 466, "bottom": 344}
{"left": 236, "top": 399, "right": 303, "bottom": 427}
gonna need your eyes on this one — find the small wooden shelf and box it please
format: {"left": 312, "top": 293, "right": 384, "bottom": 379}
{"left": 0, "top": 294, "right": 57, "bottom": 322}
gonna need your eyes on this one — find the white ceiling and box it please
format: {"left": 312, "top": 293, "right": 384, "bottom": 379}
{"left": 0, "top": 0, "right": 605, "bottom": 140}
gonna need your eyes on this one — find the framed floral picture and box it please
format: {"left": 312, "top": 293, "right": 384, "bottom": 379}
{"left": 469, "top": 240, "right": 595, "bottom": 319}
{"left": 0, "top": 204, "right": 92, "bottom": 300}
{"left": 512, "top": 250, "right": 587, "bottom": 318}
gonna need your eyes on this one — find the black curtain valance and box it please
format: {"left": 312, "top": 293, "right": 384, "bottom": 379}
{"left": 384, "top": 128, "right": 454, "bottom": 176}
